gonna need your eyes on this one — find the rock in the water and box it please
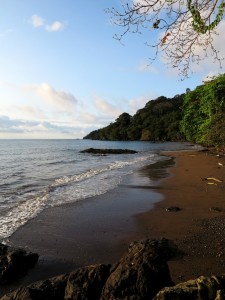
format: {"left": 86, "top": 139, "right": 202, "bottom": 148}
{"left": 0, "top": 244, "right": 38, "bottom": 285}
{"left": 80, "top": 148, "right": 137, "bottom": 155}
{"left": 154, "top": 275, "right": 225, "bottom": 300}
{"left": 65, "top": 264, "right": 111, "bottom": 300}
{"left": 100, "top": 239, "right": 174, "bottom": 300}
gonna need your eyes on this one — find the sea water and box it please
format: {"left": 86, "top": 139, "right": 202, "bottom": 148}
{"left": 0, "top": 139, "right": 200, "bottom": 240}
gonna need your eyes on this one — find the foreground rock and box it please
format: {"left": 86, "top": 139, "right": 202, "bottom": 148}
{"left": 65, "top": 264, "right": 110, "bottom": 300}
{"left": 0, "top": 239, "right": 174, "bottom": 300}
{"left": 80, "top": 148, "right": 137, "bottom": 154}
{"left": 2, "top": 239, "right": 225, "bottom": 300}
{"left": 0, "top": 243, "right": 38, "bottom": 285}
{"left": 154, "top": 275, "right": 225, "bottom": 299}
{"left": 0, "top": 274, "right": 69, "bottom": 300}
{"left": 100, "top": 239, "right": 174, "bottom": 300}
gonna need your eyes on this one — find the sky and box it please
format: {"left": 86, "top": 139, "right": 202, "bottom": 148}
{"left": 0, "top": 0, "right": 225, "bottom": 139}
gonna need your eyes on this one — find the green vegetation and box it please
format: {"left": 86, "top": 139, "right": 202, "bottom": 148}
{"left": 84, "top": 95, "right": 184, "bottom": 142}
{"left": 181, "top": 73, "right": 225, "bottom": 147}
{"left": 84, "top": 74, "right": 225, "bottom": 149}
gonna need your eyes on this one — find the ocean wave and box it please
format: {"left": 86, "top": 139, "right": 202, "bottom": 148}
{"left": 0, "top": 153, "right": 157, "bottom": 240}
{"left": 49, "top": 154, "right": 154, "bottom": 188}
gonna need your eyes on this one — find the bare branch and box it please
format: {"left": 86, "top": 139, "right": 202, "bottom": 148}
{"left": 107, "top": 0, "right": 225, "bottom": 78}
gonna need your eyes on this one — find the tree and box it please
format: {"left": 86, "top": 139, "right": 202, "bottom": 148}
{"left": 180, "top": 73, "right": 225, "bottom": 145}
{"left": 107, "top": 0, "right": 225, "bottom": 78}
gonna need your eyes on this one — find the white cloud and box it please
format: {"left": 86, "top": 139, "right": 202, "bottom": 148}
{"left": 0, "top": 115, "right": 85, "bottom": 139}
{"left": 15, "top": 105, "right": 46, "bottom": 120}
{"left": 24, "top": 83, "right": 78, "bottom": 113}
{"left": 160, "top": 18, "right": 225, "bottom": 78}
{"left": 94, "top": 95, "right": 122, "bottom": 118}
{"left": 80, "top": 112, "right": 98, "bottom": 124}
{"left": 29, "top": 15, "right": 65, "bottom": 32}
{"left": 0, "top": 82, "right": 106, "bottom": 139}
{"left": 46, "top": 21, "right": 64, "bottom": 32}
{"left": 128, "top": 94, "right": 157, "bottom": 115}
{"left": 30, "top": 15, "right": 45, "bottom": 28}
{"left": 187, "top": 21, "right": 225, "bottom": 80}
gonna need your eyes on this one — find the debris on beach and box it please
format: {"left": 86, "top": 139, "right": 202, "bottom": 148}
{"left": 201, "top": 177, "right": 223, "bottom": 183}
{"left": 165, "top": 206, "right": 181, "bottom": 212}
{"left": 209, "top": 207, "right": 223, "bottom": 212}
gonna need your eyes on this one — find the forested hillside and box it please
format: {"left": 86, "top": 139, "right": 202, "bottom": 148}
{"left": 181, "top": 74, "right": 225, "bottom": 148}
{"left": 84, "top": 74, "right": 225, "bottom": 148}
{"left": 84, "top": 95, "right": 184, "bottom": 141}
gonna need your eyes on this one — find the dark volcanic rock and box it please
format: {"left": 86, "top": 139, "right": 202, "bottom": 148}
{"left": 80, "top": 148, "right": 137, "bottom": 155}
{"left": 1, "top": 265, "right": 110, "bottom": 300}
{"left": 65, "top": 264, "right": 111, "bottom": 300}
{"left": 1, "top": 274, "right": 69, "bottom": 300}
{"left": 100, "top": 239, "right": 174, "bottom": 300}
{"left": 0, "top": 243, "right": 38, "bottom": 285}
{"left": 0, "top": 239, "right": 182, "bottom": 300}
{"left": 154, "top": 275, "right": 225, "bottom": 300}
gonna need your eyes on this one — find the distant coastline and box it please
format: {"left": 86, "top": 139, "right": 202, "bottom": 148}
{"left": 84, "top": 74, "right": 225, "bottom": 151}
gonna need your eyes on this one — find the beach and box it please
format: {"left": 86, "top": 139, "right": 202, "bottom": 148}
{"left": 136, "top": 150, "right": 225, "bottom": 283}
{"left": 4, "top": 149, "right": 225, "bottom": 293}
{"left": 6, "top": 157, "right": 168, "bottom": 291}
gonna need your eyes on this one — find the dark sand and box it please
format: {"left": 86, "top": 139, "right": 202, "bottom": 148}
{"left": 4, "top": 150, "right": 225, "bottom": 293}
{"left": 6, "top": 158, "right": 171, "bottom": 290}
{"left": 135, "top": 150, "right": 225, "bottom": 283}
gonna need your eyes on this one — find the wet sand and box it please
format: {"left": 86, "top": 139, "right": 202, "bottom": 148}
{"left": 4, "top": 150, "right": 225, "bottom": 292}
{"left": 6, "top": 158, "right": 170, "bottom": 289}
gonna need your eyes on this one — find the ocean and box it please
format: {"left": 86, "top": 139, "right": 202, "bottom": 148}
{"left": 0, "top": 139, "right": 199, "bottom": 241}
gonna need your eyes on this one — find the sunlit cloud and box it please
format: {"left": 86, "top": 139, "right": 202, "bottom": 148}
{"left": 13, "top": 105, "right": 46, "bottom": 120}
{"left": 94, "top": 95, "right": 122, "bottom": 118}
{"left": 24, "top": 83, "right": 78, "bottom": 113}
{"left": 80, "top": 112, "right": 98, "bottom": 124}
{"left": 159, "top": 20, "right": 225, "bottom": 78}
{"left": 128, "top": 94, "right": 157, "bottom": 115}
{"left": 30, "top": 14, "right": 45, "bottom": 28}
{"left": 29, "top": 14, "right": 65, "bottom": 32}
{"left": 0, "top": 115, "right": 85, "bottom": 138}
{"left": 0, "top": 116, "right": 24, "bottom": 133}
{"left": 46, "top": 21, "right": 64, "bottom": 32}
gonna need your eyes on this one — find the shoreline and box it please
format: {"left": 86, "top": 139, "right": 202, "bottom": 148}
{"left": 2, "top": 149, "right": 225, "bottom": 294}
{"left": 4, "top": 157, "right": 170, "bottom": 292}
{"left": 135, "top": 150, "right": 225, "bottom": 283}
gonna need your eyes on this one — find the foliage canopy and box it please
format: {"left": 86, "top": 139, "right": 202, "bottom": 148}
{"left": 181, "top": 73, "right": 225, "bottom": 146}
{"left": 84, "top": 73, "right": 225, "bottom": 149}
{"left": 84, "top": 95, "right": 184, "bottom": 141}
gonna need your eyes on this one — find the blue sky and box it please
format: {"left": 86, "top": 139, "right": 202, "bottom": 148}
{"left": 0, "top": 0, "right": 225, "bottom": 139}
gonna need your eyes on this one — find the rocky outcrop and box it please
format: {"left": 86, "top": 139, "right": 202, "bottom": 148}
{"left": 0, "top": 243, "right": 38, "bottom": 285}
{"left": 65, "top": 264, "right": 110, "bottom": 300}
{"left": 100, "top": 239, "right": 174, "bottom": 300}
{"left": 0, "top": 239, "right": 174, "bottom": 300}
{"left": 80, "top": 148, "right": 137, "bottom": 155}
{"left": 0, "top": 274, "right": 69, "bottom": 300}
{"left": 2, "top": 239, "right": 225, "bottom": 300}
{"left": 154, "top": 275, "right": 225, "bottom": 300}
